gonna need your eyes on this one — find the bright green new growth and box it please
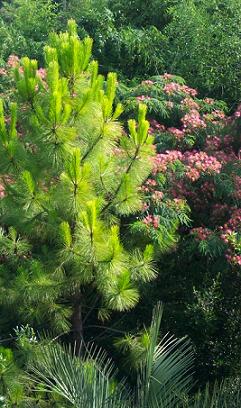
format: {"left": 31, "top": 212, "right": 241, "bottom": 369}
{"left": 0, "top": 21, "right": 156, "bottom": 337}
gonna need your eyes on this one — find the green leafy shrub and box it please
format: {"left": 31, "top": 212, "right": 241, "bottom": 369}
{"left": 164, "top": 0, "right": 241, "bottom": 105}
{"left": 0, "top": 0, "right": 240, "bottom": 105}
{"left": 59, "top": 0, "right": 166, "bottom": 79}
{"left": 118, "top": 73, "right": 241, "bottom": 383}
{"left": 0, "top": 0, "right": 57, "bottom": 62}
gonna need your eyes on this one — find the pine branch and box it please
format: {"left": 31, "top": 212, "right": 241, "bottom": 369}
{"left": 101, "top": 145, "right": 141, "bottom": 214}
{"left": 81, "top": 132, "right": 104, "bottom": 163}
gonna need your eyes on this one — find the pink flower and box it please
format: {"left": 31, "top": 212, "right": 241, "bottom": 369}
{"left": 233, "top": 104, "right": 241, "bottom": 118}
{"left": 0, "top": 184, "right": 5, "bottom": 198}
{"left": 142, "top": 202, "right": 150, "bottom": 211}
{"left": 181, "top": 85, "right": 197, "bottom": 97}
{"left": 136, "top": 95, "right": 151, "bottom": 101}
{"left": 164, "top": 82, "right": 197, "bottom": 97}
{"left": 184, "top": 151, "right": 222, "bottom": 177}
{"left": 143, "top": 214, "right": 160, "bottom": 229}
{"left": 163, "top": 73, "right": 173, "bottom": 80}
{"left": 153, "top": 216, "right": 160, "bottom": 229}
{"left": 37, "top": 68, "right": 46, "bottom": 80}
{"left": 185, "top": 167, "right": 200, "bottom": 181}
{"left": 204, "top": 98, "right": 215, "bottom": 105}
{"left": 182, "top": 109, "right": 206, "bottom": 130}
{"left": 152, "top": 191, "right": 164, "bottom": 202}
{"left": 203, "top": 110, "right": 225, "bottom": 123}
{"left": 141, "top": 80, "right": 154, "bottom": 86}
{"left": 181, "top": 97, "right": 200, "bottom": 110}
{"left": 143, "top": 214, "right": 153, "bottom": 226}
{"left": 146, "top": 179, "right": 157, "bottom": 187}
{"left": 7, "top": 55, "right": 19, "bottom": 68}
{"left": 149, "top": 119, "right": 166, "bottom": 132}
{"left": 152, "top": 150, "right": 183, "bottom": 175}
{"left": 191, "top": 227, "right": 212, "bottom": 241}
{"left": 0, "top": 68, "right": 7, "bottom": 76}
{"left": 163, "top": 82, "right": 181, "bottom": 95}
{"left": 168, "top": 127, "right": 184, "bottom": 139}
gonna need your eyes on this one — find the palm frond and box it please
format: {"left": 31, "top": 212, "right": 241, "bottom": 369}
{"left": 137, "top": 303, "right": 194, "bottom": 408}
{"left": 27, "top": 342, "right": 129, "bottom": 408}
{"left": 190, "top": 379, "right": 241, "bottom": 408}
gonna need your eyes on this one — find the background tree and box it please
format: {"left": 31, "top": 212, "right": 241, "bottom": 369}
{"left": 0, "top": 0, "right": 57, "bottom": 63}
{"left": 165, "top": 0, "right": 241, "bottom": 106}
{"left": 1, "top": 0, "right": 241, "bottom": 105}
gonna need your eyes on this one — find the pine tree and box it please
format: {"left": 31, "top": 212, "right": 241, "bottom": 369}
{"left": 0, "top": 20, "right": 157, "bottom": 346}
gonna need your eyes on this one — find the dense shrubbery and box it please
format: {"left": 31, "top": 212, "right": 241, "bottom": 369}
{"left": 0, "top": 0, "right": 58, "bottom": 63}
{"left": 0, "top": 0, "right": 241, "bottom": 104}
{"left": 164, "top": 0, "right": 241, "bottom": 106}
{"left": 0, "top": 1, "right": 240, "bottom": 405}
{"left": 116, "top": 74, "right": 241, "bottom": 383}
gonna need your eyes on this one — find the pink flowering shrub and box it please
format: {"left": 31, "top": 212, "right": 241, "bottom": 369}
{"left": 119, "top": 74, "right": 241, "bottom": 269}
{"left": 119, "top": 74, "right": 241, "bottom": 382}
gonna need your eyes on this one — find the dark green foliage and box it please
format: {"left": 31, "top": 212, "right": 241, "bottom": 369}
{"left": 0, "top": 0, "right": 240, "bottom": 104}
{"left": 115, "top": 75, "right": 241, "bottom": 385}
{"left": 0, "top": 0, "right": 57, "bottom": 65}
{"left": 148, "top": 248, "right": 241, "bottom": 384}
{"left": 58, "top": 0, "right": 166, "bottom": 79}
{"left": 110, "top": 0, "right": 172, "bottom": 28}
{"left": 165, "top": 0, "right": 241, "bottom": 105}
{"left": 27, "top": 304, "right": 194, "bottom": 407}
{"left": 26, "top": 306, "right": 241, "bottom": 407}
{"left": 59, "top": 0, "right": 241, "bottom": 104}
{"left": 0, "top": 0, "right": 240, "bottom": 401}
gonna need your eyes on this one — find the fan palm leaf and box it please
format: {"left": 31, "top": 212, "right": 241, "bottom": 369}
{"left": 137, "top": 303, "right": 194, "bottom": 408}
{"left": 28, "top": 342, "right": 128, "bottom": 408}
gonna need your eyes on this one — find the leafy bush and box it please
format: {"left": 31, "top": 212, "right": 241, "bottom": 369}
{"left": 109, "top": 0, "right": 172, "bottom": 28}
{"left": 59, "top": 0, "right": 166, "bottom": 79}
{"left": 0, "top": 0, "right": 57, "bottom": 62}
{"left": 26, "top": 307, "right": 241, "bottom": 407}
{"left": 164, "top": 0, "right": 241, "bottom": 105}
{"left": 0, "top": 0, "right": 240, "bottom": 105}
{"left": 118, "top": 73, "right": 241, "bottom": 382}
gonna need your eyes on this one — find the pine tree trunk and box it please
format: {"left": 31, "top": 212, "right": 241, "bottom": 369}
{"left": 71, "top": 295, "right": 83, "bottom": 353}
